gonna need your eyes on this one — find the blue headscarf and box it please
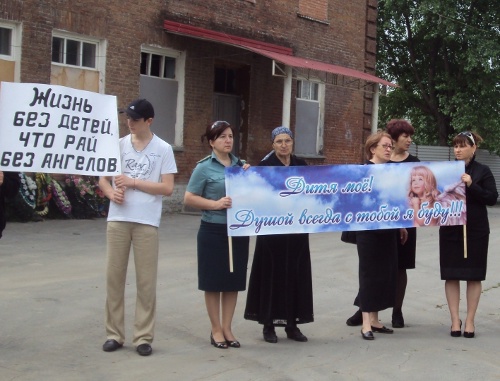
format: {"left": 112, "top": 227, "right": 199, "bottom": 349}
{"left": 271, "top": 126, "right": 293, "bottom": 142}
{"left": 262, "top": 126, "right": 294, "bottom": 161}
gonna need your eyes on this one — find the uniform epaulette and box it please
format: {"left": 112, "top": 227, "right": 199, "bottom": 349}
{"left": 197, "top": 155, "right": 211, "bottom": 163}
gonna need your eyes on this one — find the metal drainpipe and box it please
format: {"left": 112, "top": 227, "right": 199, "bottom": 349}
{"left": 282, "top": 66, "right": 292, "bottom": 128}
{"left": 371, "top": 84, "right": 380, "bottom": 134}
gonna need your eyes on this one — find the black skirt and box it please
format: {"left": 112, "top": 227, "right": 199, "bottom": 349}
{"left": 398, "top": 227, "right": 416, "bottom": 269}
{"left": 197, "top": 221, "right": 249, "bottom": 292}
{"left": 440, "top": 226, "right": 489, "bottom": 281}
{"left": 355, "top": 229, "right": 398, "bottom": 312}
{"left": 244, "top": 233, "right": 314, "bottom": 326}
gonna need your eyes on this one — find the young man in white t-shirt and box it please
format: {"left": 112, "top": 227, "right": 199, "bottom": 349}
{"left": 99, "top": 98, "right": 177, "bottom": 356}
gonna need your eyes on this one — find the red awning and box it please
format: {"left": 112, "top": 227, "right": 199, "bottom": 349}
{"left": 163, "top": 20, "right": 396, "bottom": 88}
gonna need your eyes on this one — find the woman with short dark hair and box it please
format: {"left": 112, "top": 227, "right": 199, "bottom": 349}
{"left": 387, "top": 119, "right": 420, "bottom": 328}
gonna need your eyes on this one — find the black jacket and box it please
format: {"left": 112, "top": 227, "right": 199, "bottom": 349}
{"left": 441, "top": 157, "right": 498, "bottom": 238}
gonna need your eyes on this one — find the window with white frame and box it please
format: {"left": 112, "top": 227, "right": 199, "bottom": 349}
{"left": 139, "top": 47, "right": 185, "bottom": 147}
{"left": 0, "top": 21, "right": 22, "bottom": 82}
{"left": 50, "top": 32, "right": 105, "bottom": 93}
{"left": 140, "top": 52, "right": 176, "bottom": 79}
{"left": 294, "top": 79, "right": 324, "bottom": 156}
{"left": 51, "top": 35, "right": 98, "bottom": 69}
{"left": 297, "top": 80, "right": 319, "bottom": 101}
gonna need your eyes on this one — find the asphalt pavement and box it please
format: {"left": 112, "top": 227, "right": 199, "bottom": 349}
{"left": 0, "top": 206, "right": 499, "bottom": 381}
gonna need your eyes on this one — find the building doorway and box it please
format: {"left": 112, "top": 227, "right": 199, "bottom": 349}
{"left": 213, "top": 61, "right": 250, "bottom": 157}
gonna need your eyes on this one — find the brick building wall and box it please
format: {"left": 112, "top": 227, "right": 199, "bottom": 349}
{"left": 161, "top": 0, "right": 374, "bottom": 168}
{"left": 1, "top": 0, "right": 382, "bottom": 210}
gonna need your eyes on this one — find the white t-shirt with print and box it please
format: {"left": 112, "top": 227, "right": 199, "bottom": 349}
{"left": 107, "top": 134, "right": 177, "bottom": 227}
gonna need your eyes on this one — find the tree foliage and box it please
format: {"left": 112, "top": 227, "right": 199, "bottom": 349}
{"left": 376, "top": 0, "right": 500, "bottom": 153}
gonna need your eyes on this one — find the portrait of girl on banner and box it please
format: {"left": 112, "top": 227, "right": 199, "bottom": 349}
{"left": 408, "top": 165, "right": 466, "bottom": 227}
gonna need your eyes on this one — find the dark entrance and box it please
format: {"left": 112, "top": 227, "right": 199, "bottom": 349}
{"left": 213, "top": 61, "right": 250, "bottom": 157}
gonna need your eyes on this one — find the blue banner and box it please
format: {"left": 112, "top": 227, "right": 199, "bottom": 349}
{"left": 225, "top": 161, "right": 466, "bottom": 236}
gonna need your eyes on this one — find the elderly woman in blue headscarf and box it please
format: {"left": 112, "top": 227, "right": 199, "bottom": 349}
{"left": 244, "top": 126, "right": 313, "bottom": 343}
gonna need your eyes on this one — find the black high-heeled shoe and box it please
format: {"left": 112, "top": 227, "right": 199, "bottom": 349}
{"left": 450, "top": 320, "right": 462, "bottom": 337}
{"left": 464, "top": 323, "right": 475, "bottom": 338}
{"left": 210, "top": 333, "right": 228, "bottom": 349}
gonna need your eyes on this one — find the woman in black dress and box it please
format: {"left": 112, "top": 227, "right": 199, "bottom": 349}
{"left": 440, "top": 131, "right": 498, "bottom": 338}
{"left": 357, "top": 131, "right": 408, "bottom": 340}
{"left": 346, "top": 120, "right": 417, "bottom": 329}
{"left": 244, "top": 126, "right": 313, "bottom": 343}
{"left": 387, "top": 119, "right": 419, "bottom": 328}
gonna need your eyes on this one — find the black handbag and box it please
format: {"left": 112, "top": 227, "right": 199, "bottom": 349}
{"left": 341, "top": 230, "right": 357, "bottom": 244}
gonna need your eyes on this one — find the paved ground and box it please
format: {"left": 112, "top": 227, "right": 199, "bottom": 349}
{"left": 0, "top": 206, "right": 499, "bottom": 381}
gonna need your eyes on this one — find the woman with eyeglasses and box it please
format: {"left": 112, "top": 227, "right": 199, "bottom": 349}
{"left": 346, "top": 120, "right": 418, "bottom": 329}
{"left": 184, "top": 121, "right": 250, "bottom": 349}
{"left": 244, "top": 126, "right": 313, "bottom": 344}
{"left": 355, "top": 131, "right": 408, "bottom": 340}
{"left": 439, "top": 131, "right": 498, "bottom": 338}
